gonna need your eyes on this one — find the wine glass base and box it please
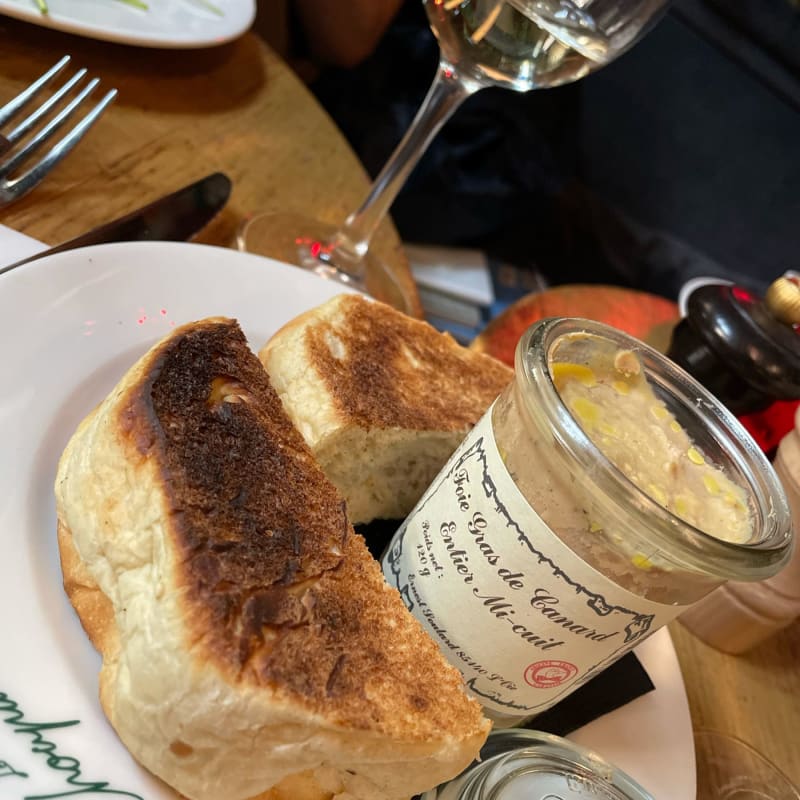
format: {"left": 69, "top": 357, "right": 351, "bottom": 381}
{"left": 236, "top": 211, "right": 417, "bottom": 316}
{"left": 694, "top": 729, "right": 800, "bottom": 799}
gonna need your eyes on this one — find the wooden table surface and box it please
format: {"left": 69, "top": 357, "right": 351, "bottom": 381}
{"left": 1, "top": 15, "right": 799, "bottom": 796}
{"left": 669, "top": 617, "right": 800, "bottom": 789}
{"left": 0, "top": 16, "right": 421, "bottom": 316}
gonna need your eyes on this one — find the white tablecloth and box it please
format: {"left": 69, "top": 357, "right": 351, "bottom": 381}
{"left": 0, "top": 224, "right": 46, "bottom": 266}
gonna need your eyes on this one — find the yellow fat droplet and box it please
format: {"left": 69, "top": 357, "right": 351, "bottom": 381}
{"left": 551, "top": 362, "right": 596, "bottom": 389}
{"left": 650, "top": 405, "right": 669, "bottom": 421}
{"left": 570, "top": 396, "right": 600, "bottom": 428}
{"left": 674, "top": 496, "right": 690, "bottom": 517}
{"left": 703, "top": 474, "right": 720, "bottom": 495}
{"left": 589, "top": 521, "right": 603, "bottom": 533}
{"left": 599, "top": 421, "right": 617, "bottom": 436}
{"left": 687, "top": 446, "right": 705, "bottom": 466}
{"left": 647, "top": 483, "right": 667, "bottom": 506}
{"left": 670, "top": 420, "right": 682, "bottom": 433}
{"left": 724, "top": 491, "right": 747, "bottom": 512}
{"left": 612, "top": 380, "right": 630, "bottom": 396}
{"left": 632, "top": 553, "right": 654, "bottom": 571}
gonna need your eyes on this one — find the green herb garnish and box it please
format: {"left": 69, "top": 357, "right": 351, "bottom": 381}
{"left": 33, "top": 0, "right": 222, "bottom": 15}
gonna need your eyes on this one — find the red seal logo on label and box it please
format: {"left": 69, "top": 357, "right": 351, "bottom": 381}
{"left": 524, "top": 660, "right": 578, "bottom": 688}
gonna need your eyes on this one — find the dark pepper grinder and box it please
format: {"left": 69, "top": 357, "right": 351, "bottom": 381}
{"left": 671, "top": 276, "right": 800, "bottom": 653}
{"left": 666, "top": 276, "right": 800, "bottom": 418}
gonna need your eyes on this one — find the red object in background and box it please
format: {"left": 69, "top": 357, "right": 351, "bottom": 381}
{"left": 471, "top": 285, "right": 680, "bottom": 366}
{"left": 739, "top": 400, "right": 800, "bottom": 456}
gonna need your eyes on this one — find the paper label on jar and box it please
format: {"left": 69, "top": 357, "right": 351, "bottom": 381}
{"left": 382, "top": 403, "right": 692, "bottom": 716}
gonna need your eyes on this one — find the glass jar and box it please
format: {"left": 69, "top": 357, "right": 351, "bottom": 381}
{"left": 421, "top": 729, "right": 654, "bottom": 800}
{"left": 382, "top": 318, "right": 792, "bottom": 726}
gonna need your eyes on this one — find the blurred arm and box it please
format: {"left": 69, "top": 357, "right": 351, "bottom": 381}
{"left": 292, "top": 0, "right": 406, "bottom": 67}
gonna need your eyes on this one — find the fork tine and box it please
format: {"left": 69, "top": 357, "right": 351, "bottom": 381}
{"left": 0, "top": 56, "right": 71, "bottom": 129}
{"left": 4, "top": 69, "right": 88, "bottom": 147}
{"left": 0, "top": 79, "right": 109, "bottom": 177}
{"left": 1, "top": 89, "right": 117, "bottom": 203}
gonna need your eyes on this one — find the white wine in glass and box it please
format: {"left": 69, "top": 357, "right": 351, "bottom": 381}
{"left": 237, "top": 0, "right": 668, "bottom": 313}
{"left": 430, "top": 0, "right": 615, "bottom": 89}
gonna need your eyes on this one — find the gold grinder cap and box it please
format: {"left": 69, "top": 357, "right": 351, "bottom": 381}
{"left": 765, "top": 276, "right": 800, "bottom": 327}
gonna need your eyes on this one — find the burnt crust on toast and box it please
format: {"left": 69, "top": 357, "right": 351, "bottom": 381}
{"left": 304, "top": 297, "right": 512, "bottom": 431}
{"left": 89, "top": 318, "right": 480, "bottom": 738}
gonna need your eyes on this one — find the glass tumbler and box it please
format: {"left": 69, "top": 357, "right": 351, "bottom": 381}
{"left": 421, "top": 729, "right": 655, "bottom": 800}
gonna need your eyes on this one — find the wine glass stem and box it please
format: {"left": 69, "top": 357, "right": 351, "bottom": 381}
{"left": 327, "top": 60, "right": 474, "bottom": 276}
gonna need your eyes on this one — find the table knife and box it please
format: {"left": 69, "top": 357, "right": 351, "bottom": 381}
{"left": 0, "top": 171, "right": 232, "bottom": 276}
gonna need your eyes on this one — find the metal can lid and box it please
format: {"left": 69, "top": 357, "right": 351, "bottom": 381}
{"left": 423, "top": 730, "right": 654, "bottom": 800}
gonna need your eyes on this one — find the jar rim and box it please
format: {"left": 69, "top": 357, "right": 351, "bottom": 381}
{"left": 422, "top": 729, "right": 655, "bottom": 800}
{"left": 515, "top": 317, "right": 793, "bottom": 581}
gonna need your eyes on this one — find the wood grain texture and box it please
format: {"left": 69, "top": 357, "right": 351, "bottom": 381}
{"left": 0, "top": 17, "right": 421, "bottom": 316}
{"left": 669, "top": 619, "right": 800, "bottom": 788}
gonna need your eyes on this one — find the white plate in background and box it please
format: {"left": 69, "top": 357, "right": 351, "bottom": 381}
{"left": 0, "top": 0, "right": 254, "bottom": 48}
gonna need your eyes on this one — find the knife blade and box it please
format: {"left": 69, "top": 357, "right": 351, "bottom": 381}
{"left": 0, "top": 171, "right": 232, "bottom": 277}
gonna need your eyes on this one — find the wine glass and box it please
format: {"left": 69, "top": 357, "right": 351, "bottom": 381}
{"left": 694, "top": 729, "right": 800, "bottom": 800}
{"left": 237, "top": 0, "right": 669, "bottom": 313}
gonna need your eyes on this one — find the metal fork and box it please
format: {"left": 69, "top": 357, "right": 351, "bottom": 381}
{"left": 0, "top": 55, "right": 117, "bottom": 206}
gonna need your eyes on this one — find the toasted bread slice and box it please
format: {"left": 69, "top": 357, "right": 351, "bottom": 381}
{"left": 55, "top": 318, "right": 488, "bottom": 800}
{"left": 259, "top": 295, "right": 513, "bottom": 524}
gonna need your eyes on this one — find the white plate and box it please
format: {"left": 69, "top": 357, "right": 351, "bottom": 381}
{"left": 0, "top": 0, "right": 254, "bottom": 48}
{"left": 571, "top": 628, "right": 696, "bottom": 799}
{"left": 0, "top": 241, "right": 695, "bottom": 800}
